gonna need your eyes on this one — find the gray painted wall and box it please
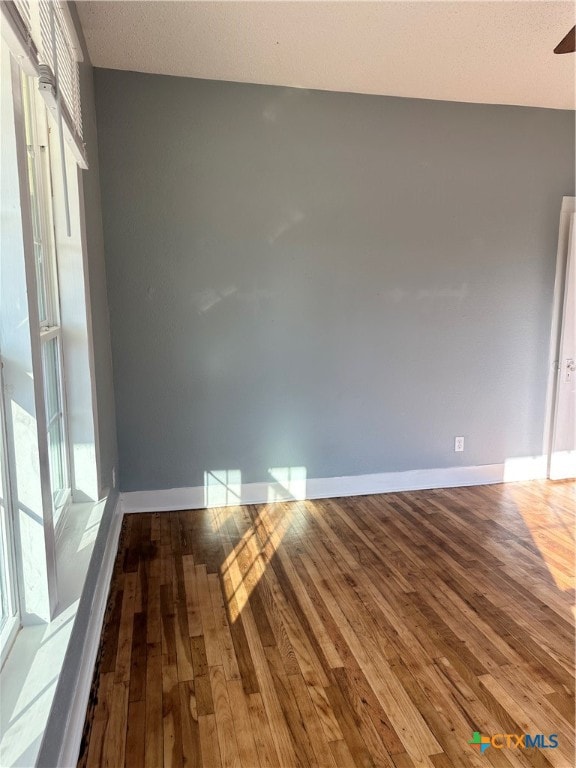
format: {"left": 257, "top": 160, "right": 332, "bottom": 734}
{"left": 94, "top": 68, "right": 575, "bottom": 492}
{"left": 71, "top": 5, "right": 118, "bottom": 495}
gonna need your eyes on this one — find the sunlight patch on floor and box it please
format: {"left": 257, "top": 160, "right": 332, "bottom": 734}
{"left": 507, "top": 483, "right": 575, "bottom": 592}
{"left": 218, "top": 500, "right": 297, "bottom": 622}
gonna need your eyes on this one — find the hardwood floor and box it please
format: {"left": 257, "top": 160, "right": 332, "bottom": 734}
{"left": 78, "top": 480, "right": 575, "bottom": 768}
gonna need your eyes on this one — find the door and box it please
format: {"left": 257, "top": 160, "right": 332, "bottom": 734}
{"left": 550, "top": 211, "right": 576, "bottom": 479}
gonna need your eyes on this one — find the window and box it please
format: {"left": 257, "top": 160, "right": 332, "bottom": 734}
{"left": 0, "top": 4, "right": 99, "bottom": 715}
{"left": 22, "top": 73, "right": 71, "bottom": 526}
{"left": 0, "top": 40, "right": 23, "bottom": 668}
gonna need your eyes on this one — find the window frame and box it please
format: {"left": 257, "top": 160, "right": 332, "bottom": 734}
{"left": 22, "top": 71, "right": 72, "bottom": 527}
{"left": 0, "top": 359, "right": 21, "bottom": 669}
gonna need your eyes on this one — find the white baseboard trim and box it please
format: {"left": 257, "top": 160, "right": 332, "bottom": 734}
{"left": 53, "top": 496, "right": 123, "bottom": 768}
{"left": 549, "top": 450, "right": 576, "bottom": 480}
{"left": 121, "top": 457, "right": 548, "bottom": 514}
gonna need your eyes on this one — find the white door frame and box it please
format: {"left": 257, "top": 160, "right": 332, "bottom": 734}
{"left": 544, "top": 196, "right": 576, "bottom": 479}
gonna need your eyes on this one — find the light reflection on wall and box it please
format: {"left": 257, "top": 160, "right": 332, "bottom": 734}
{"left": 267, "top": 466, "right": 307, "bottom": 502}
{"left": 203, "top": 469, "right": 242, "bottom": 508}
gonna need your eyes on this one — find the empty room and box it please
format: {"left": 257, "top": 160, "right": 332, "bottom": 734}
{"left": 0, "top": 1, "right": 575, "bottom": 767}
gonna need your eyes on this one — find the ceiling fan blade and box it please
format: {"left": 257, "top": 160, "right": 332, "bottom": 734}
{"left": 554, "top": 25, "right": 575, "bottom": 54}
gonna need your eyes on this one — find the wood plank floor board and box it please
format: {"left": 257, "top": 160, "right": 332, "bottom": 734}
{"left": 307, "top": 684, "right": 345, "bottom": 744}
{"left": 78, "top": 480, "right": 575, "bottom": 768}
{"left": 247, "top": 691, "right": 282, "bottom": 768}
{"left": 287, "top": 673, "right": 339, "bottom": 768}
{"left": 125, "top": 699, "right": 146, "bottom": 768}
{"left": 330, "top": 665, "right": 404, "bottom": 766}
{"left": 85, "top": 672, "right": 114, "bottom": 768}
{"left": 210, "top": 665, "right": 242, "bottom": 768}
{"left": 198, "top": 713, "right": 223, "bottom": 768}
{"left": 227, "top": 679, "right": 262, "bottom": 768}
{"left": 179, "top": 679, "right": 202, "bottom": 768}
{"left": 144, "top": 643, "right": 163, "bottom": 768}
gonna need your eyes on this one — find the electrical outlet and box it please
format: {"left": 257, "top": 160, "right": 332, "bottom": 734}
{"left": 454, "top": 436, "right": 464, "bottom": 452}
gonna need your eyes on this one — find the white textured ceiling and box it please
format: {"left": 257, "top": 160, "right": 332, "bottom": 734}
{"left": 77, "top": 1, "right": 576, "bottom": 110}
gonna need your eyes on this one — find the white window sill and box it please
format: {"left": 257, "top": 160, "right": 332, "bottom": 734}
{"left": 0, "top": 498, "right": 106, "bottom": 768}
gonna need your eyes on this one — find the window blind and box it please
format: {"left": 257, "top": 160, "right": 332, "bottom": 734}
{"left": 14, "top": 0, "right": 30, "bottom": 29}
{"left": 39, "top": 0, "right": 82, "bottom": 140}
{"left": 1, "top": 0, "right": 87, "bottom": 168}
